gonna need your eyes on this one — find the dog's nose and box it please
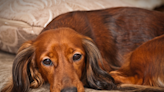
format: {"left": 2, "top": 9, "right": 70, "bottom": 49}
{"left": 61, "top": 87, "right": 77, "bottom": 92}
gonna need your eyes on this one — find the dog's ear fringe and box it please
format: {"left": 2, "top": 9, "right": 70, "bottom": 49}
{"left": 12, "top": 45, "right": 35, "bottom": 92}
{"left": 82, "top": 38, "right": 116, "bottom": 90}
{"left": 29, "top": 59, "right": 44, "bottom": 88}
{"left": 1, "top": 43, "right": 44, "bottom": 92}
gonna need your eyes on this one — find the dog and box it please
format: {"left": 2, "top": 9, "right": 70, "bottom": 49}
{"left": 110, "top": 34, "right": 164, "bottom": 88}
{"left": 1, "top": 7, "right": 164, "bottom": 92}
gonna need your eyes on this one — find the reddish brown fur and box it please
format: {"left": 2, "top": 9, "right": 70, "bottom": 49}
{"left": 2, "top": 7, "right": 164, "bottom": 92}
{"left": 110, "top": 34, "right": 164, "bottom": 87}
{"left": 34, "top": 28, "right": 85, "bottom": 92}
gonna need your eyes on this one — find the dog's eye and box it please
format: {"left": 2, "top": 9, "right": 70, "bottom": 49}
{"left": 42, "top": 58, "right": 52, "bottom": 66}
{"left": 73, "top": 53, "right": 82, "bottom": 61}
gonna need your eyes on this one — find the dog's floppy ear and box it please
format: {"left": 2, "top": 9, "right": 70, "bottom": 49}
{"left": 82, "top": 37, "right": 116, "bottom": 90}
{"left": 2, "top": 41, "right": 44, "bottom": 92}
{"left": 12, "top": 41, "right": 44, "bottom": 92}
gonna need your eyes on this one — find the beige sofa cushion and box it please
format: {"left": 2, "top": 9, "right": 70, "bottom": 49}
{"left": 0, "top": 0, "right": 164, "bottom": 53}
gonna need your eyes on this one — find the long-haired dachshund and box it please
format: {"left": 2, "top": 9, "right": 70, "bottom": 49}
{"left": 2, "top": 7, "right": 164, "bottom": 92}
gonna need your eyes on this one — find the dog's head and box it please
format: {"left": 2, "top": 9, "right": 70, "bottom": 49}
{"left": 11, "top": 28, "right": 115, "bottom": 92}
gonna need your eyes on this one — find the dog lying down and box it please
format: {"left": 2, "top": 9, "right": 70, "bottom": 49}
{"left": 1, "top": 7, "right": 164, "bottom": 92}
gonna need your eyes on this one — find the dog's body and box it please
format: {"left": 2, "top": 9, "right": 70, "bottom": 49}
{"left": 2, "top": 7, "right": 164, "bottom": 92}
{"left": 42, "top": 7, "right": 164, "bottom": 70}
{"left": 110, "top": 34, "right": 164, "bottom": 87}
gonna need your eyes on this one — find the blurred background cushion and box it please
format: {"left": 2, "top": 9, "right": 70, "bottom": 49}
{"left": 0, "top": 0, "right": 164, "bottom": 53}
